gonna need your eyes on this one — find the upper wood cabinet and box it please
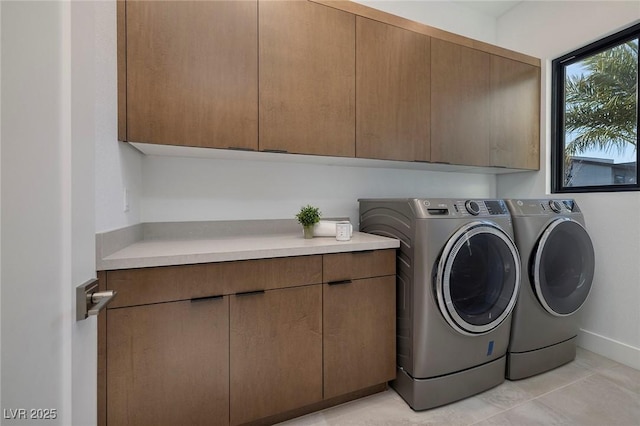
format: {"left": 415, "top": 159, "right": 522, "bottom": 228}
{"left": 431, "top": 39, "right": 492, "bottom": 167}
{"left": 431, "top": 38, "right": 540, "bottom": 170}
{"left": 490, "top": 56, "right": 540, "bottom": 170}
{"left": 356, "top": 17, "right": 430, "bottom": 162}
{"left": 118, "top": 0, "right": 540, "bottom": 170}
{"left": 258, "top": 0, "right": 356, "bottom": 156}
{"left": 121, "top": 1, "right": 258, "bottom": 149}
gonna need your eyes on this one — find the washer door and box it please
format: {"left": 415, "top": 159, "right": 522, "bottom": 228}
{"left": 435, "top": 221, "right": 521, "bottom": 335}
{"left": 532, "top": 217, "right": 595, "bottom": 316}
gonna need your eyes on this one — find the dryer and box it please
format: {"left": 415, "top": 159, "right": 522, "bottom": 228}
{"left": 505, "top": 199, "right": 595, "bottom": 380}
{"left": 359, "top": 198, "right": 521, "bottom": 410}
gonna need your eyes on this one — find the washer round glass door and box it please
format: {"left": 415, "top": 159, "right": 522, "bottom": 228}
{"left": 435, "top": 221, "right": 521, "bottom": 335}
{"left": 532, "top": 217, "right": 595, "bottom": 316}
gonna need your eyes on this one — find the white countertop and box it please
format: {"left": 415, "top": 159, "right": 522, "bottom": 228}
{"left": 98, "top": 230, "right": 399, "bottom": 270}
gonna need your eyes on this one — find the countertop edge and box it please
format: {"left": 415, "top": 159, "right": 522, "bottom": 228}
{"left": 96, "top": 237, "right": 399, "bottom": 271}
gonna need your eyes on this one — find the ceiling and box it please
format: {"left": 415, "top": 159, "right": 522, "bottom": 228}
{"left": 453, "top": 1, "right": 523, "bottom": 18}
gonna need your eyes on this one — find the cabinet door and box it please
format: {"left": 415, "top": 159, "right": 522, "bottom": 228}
{"left": 323, "top": 276, "right": 396, "bottom": 399}
{"left": 107, "top": 297, "right": 229, "bottom": 426}
{"left": 259, "top": 0, "right": 355, "bottom": 157}
{"left": 230, "top": 285, "right": 322, "bottom": 425}
{"left": 124, "top": 0, "right": 258, "bottom": 149}
{"left": 431, "top": 39, "right": 491, "bottom": 167}
{"left": 490, "top": 56, "right": 540, "bottom": 170}
{"left": 356, "top": 17, "right": 430, "bottom": 162}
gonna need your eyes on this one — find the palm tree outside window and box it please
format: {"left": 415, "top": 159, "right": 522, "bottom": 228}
{"left": 552, "top": 23, "right": 639, "bottom": 192}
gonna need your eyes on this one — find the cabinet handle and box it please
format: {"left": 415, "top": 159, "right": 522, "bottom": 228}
{"left": 190, "top": 295, "right": 223, "bottom": 303}
{"left": 328, "top": 279, "right": 352, "bottom": 286}
{"left": 235, "top": 290, "right": 265, "bottom": 297}
{"left": 261, "top": 149, "right": 289, "bottom": 154}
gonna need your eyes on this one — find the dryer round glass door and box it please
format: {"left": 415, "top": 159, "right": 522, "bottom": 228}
{"left": 532, "top": 217, "right": 595, "bottom": 316}
{"left": 435, "top": 222, "right": 521, "bottom": 335}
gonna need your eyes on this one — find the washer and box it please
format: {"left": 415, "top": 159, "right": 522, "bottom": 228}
{"left": 505, "top": 199, "right": 595, "bottom": 380}
{"left": 359, "top": 198, "right": 521, "bottom": 410}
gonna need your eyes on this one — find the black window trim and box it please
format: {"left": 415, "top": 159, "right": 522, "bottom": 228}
{"left": 551, "top": 22, "right": 640, "bottom": 193}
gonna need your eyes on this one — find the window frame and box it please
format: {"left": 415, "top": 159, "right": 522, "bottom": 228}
{"left": 551, "top": 22, "right": 640, "bottom": 193}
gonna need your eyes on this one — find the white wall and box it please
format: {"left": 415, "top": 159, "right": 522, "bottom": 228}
{"left": 352, "top": 0, "right": 497, "bottom": 44}
{"left": 496, "top": 1, "right": 640, "bottom": 368}
{"left": 94, "top": 2, "right": 142, "bottom": 233}
{"left": 2, "top": 2, "right": 67, "bottom": 423}
{"left": 2, "top": 1, "right": 101, "bottom": 424}
{"left": 2, "top": 3, "right": 67, "bottom": 421}
{"left": 142, "top": 156, "right": 496, "bottom": 226}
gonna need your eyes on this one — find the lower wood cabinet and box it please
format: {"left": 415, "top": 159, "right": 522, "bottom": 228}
{"left": 107, "top": 297, "right": 229, "bottom": 426}
{"left": 323, "top": 276, "right": 396, "bottom": 399}
{"left": 100, "top": 250, "right": 396, "bottom": 425}
{"left": 230, "top": 286, "right": 323, "bottom": 425}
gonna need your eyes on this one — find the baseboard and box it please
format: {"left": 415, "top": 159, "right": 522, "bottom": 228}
{"left": 577, "top": 329, "right": 640, "bottom": 370}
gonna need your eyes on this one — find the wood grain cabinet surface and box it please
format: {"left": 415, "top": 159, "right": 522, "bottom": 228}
{"left": 107, "top": 297, "right": 230, "bottom": 426}
{"left": 356, "top": 17, "right": 430, "bottom": 162}
{"left": 431, "top": 38, "right": 540, "bottom": 170}
{"left": 489, "top": 56, "right": 540, "bottom": 170}
{"left": 230, "top": 285, "right": 323, "bottom": 425}
{"left": 258, "top": 0, "right": 356, "bottom": 157}
{"left": 121, "top": 0, "right": 258, "bottom": 149}
{"left": 322, "top": 249, "right": 396, "bottom": 398}
{"left": 431, "top": 38, "right": 492, "bottom": 167}
{"left": 323, "top": 275, "right": 396, "bottom": 399}
{"left": 99, "top": 251, "right": 396, "bottom": 425}
{"left": 118, "top": 0, "right": 539, "bottom": 170}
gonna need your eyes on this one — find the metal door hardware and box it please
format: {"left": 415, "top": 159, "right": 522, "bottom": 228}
{"left": 76, "top": 278, "right": 117, "bottom": 321}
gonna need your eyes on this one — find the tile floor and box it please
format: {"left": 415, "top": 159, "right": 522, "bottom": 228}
{"left": 279, "top": 348, "right": 640, "bottom": 425}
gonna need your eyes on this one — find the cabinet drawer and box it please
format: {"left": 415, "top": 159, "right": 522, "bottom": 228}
{"left": 106, "top": 255, "right": 322, "bottom": 308}
{"left": 323, "top": 249, "right": 395, "bottom": 283}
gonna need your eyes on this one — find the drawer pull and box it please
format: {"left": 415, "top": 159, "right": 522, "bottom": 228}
{"left": 328, "top": 279, "right": 352, "bottom": 286}
{"left": 190, "top": 295, "right": 223, "bottom": 303}
{"left": 236, "top": 290, "right": 265, "bottom": 297}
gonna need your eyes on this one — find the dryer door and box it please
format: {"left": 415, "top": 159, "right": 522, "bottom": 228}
{"left": 435, "top": 221, "right": 521, "bottom": 335}
{"left": 532, "top": 217, "right": 595, "bottom": 316}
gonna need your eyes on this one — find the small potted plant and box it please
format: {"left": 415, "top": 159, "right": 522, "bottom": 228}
{"left": 296, "top": 205, "right": 321, "bottom": 239}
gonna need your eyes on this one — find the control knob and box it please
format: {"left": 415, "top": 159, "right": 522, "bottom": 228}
{"left": 465, "top": 200, "right": 481, "bottom": 216}
{"left": 549, "top": 200, "right": 562, "bottom": 213}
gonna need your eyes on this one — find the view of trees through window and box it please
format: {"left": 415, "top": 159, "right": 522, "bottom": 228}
{"left": 553, "top": 24, "right": 639, "bottom": 192}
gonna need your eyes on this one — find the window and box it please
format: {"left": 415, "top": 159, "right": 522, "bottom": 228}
{"left": 552, "top": 23, "right": 639, "bottom": 193}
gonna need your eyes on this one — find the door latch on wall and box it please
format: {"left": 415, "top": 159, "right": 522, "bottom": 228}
{"left": 76, "top": 278, "right": 117, "bottom": 321}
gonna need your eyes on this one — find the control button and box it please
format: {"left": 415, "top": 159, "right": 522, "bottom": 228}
{"left": 465, "top": 200, "right": 481, "bottom": 216}
{"left": 563, "top": 200, "right": 574, "bottom": 211}
{"left": 549, "top": 200, "right": 562, "bottom": 213}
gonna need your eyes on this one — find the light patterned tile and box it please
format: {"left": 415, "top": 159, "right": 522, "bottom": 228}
{"left": 573, "top": 347, "right": 620, "bottom": 372}
{"left": 279, "top": 351, "right": 640, "bottom": 426}
{"left": 472, "top": 399, "right": 571, "bottom": 426}
{"left": 597, "top": 363, "right": 640, "bottom": 395}
{"left": 508, "top": 358, "right": 595, "bottom": 398}
{"left": 475, "top": 379, "right": 533, "bottom": 411}
{"left": 405, "top": 393, "right": 504, "bottom": 426}
{"left": 535, "top": 373, "right": 640, "bottom": 425}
